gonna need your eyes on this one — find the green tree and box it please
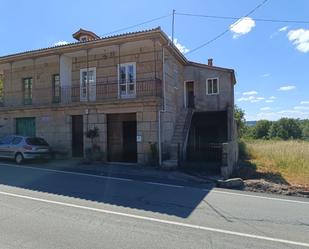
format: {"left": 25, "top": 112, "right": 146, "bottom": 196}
{"left": 253, "top": 120, "right": 272, "bottom": 139}
{"left": 300, "top": 119, "right": 309, "bottom": 140}
{"left": 268, "top": 118, "right": 302, "bottom": 140}
{"left": 234, "top": 105, "right": 246, "bottom": 138}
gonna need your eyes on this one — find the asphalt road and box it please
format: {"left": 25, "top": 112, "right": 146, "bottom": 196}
{"left": 0, "top": 163, "right": 308, "bottom": 249}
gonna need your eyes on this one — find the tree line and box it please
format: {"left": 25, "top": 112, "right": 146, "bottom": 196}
{"left": 235, "top": 106, "right": 309, "bottom": 140}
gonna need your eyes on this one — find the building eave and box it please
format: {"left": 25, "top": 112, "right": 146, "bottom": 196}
{"left": 0, "top": 27, "right": 165, "bottom": 64}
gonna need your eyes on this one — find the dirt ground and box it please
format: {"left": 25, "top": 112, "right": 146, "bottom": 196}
{"left": 235, "top": 161, "right": 309, "bottom": 198}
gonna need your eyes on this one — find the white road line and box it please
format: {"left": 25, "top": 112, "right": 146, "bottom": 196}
{"left": 0, "top": 163, "right": 308, "bottom": 205}
{"left": 0, "top": 163, "right": 133, "bottom": 182}
{"left": 203, "top": 189, "right": 309, "bottom": 205}
{"left": 0, "top": 190, "right": 308, "bottom": 248}
{"left": 145, "top": 181, "right": 184, "bottom": 188}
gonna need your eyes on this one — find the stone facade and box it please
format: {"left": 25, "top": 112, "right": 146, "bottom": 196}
{"left": 0, "top": 28, "right": 238, "bottom": 175}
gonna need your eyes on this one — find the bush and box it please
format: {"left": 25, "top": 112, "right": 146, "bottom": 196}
{"left": 148, "top": 142, "right": 159, "bottom": 166}
{"left": 238, "top": 140, "right": 250, "bottom": 159}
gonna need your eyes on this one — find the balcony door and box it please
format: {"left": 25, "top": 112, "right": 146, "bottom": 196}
{"left": 118, "top": 62, "right": 136, "bottom": 98}
{"left": 80, "top": 68, "right": 96, "bottom": 102}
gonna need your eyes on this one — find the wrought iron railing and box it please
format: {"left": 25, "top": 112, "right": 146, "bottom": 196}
{"left": 1, "top": 78, "right": 162, "bottom": 108}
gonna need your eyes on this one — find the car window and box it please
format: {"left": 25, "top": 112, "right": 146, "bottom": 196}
{"left": 0, "top": 136, "right": 14, "bottom": 145}
{"left": 12, "top": 137, "right": 23, "bottom": 145}
{"left": 26, "top": 137, "right": 49, "bottom": 146}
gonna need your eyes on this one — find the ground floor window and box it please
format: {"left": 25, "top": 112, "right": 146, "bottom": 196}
{"left": 16, "top": 117, "right": 36, "bottom": 137}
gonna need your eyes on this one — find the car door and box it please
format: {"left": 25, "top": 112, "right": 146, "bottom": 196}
{"left": 0, "top": 136, "right": 14, "bottom": 158}
{"left": 9, "top": 136, "right": 23, "bottom": 158}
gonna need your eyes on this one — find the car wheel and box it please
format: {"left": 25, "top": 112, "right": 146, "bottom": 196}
{"left": 15, "top": 153, "right": 24, "bottom": 164}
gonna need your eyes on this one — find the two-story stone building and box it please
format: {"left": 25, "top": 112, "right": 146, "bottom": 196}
{"left": 0, "top": 27, "right": 238, "bottom": 177}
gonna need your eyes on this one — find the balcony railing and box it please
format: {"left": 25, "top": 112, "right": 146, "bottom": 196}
{"left": 0, "top": 78, "right": 162, "bottom": 108}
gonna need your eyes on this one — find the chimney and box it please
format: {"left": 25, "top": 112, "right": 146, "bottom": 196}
{"left": 208, "top": 58, "right": 213, "bottom": 66}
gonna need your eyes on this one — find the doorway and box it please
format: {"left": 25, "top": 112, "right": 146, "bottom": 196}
{"left": 186, "top": 81, "right": 195, "bottom": 108}
{"left": 107, "top": 113, "right": 137, "bottom": 162}
{"left": 72, "top": 115, "right": 84, "bottom": 157}
{"left": 123, "top": 121, "right": 137, "bottom": 162}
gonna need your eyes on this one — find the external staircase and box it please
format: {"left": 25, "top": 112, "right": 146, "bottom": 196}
{"left": 162, "top": 108, "right": 193, "bottom": 169}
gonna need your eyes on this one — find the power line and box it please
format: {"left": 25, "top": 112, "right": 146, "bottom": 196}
{"left": 176, "top": 12, "right": 309, "bottom": 24}
{"left": 101, "top": 13, "right": 172, "bottom": 37}
{"left": 185, "top": 0, "right": 269, "bottom": 55}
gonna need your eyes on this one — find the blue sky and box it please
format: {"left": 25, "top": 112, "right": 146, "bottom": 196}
{"left": 0, "top": 0, "right": 308, "bottom": 121}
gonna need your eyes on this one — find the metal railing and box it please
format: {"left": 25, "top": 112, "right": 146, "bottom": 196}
{"left": 1, "top": 78, "right": 162, "bottom": 108}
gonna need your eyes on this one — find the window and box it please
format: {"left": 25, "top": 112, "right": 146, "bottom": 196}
{"left": 206, "top": 78, "right": 219, "bottom": 95}
{"left": 26, "top": 137, "right": 48, "bottom": 146}
{"left": 12, "top": 137, "right": 23, "bottom": 145}
{"left": 52, "top": 74, "right": 61, "bottom": 103}
{"left": 23, "top": 78, "right": 32, "bottom": 104}
{"left": 80, "top": 68, "right": 96, "bottom": 101}
{"left": 80, "top": 36, "right": 88, "bottom": 42}
{"left": 118, "top": 62, "right": 136, "bottom": 98}
{"left": 0, "top": 135, "right": 14, "bottom": 145}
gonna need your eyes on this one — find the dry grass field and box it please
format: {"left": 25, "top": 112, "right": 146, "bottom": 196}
{"left": 241, "top": 140, "right": 309, "bottom": 187}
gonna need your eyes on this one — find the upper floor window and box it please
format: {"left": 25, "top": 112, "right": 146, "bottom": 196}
{"left": 52, "top": 74, "right": 61, "bottom": 103}
{"left": 80, "top": 36, "right": 88, "bottom": 42}
{"left": 118, "top": 62, "right": 136, "bottom": 98}
{"left": 23, "top": 78, "right": 32, "bottom": 105}
{"left": 80, "top": 68, "right": 96, "bottom": 102}
{"left": 206, "top": 78, "right": 219, "bottom": 95}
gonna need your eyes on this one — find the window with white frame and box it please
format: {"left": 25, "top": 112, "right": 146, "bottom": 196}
{"left": 80, "top": 68, "right": 96, "bottom": 101}
{"left": 206, "top": 78, "right": 219, "bottom": 95}
{"left": 118, "top": 62, "right": 136, "bottom": 98}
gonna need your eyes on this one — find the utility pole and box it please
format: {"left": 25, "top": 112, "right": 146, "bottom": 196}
{"left": 172, "top": 9, "right": 175, "bottom": 45}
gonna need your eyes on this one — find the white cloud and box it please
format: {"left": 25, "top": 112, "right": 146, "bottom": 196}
{"left": 54, "top": 41, "right": 69, "bottom": 46}
{"left": 255, "top": 110, "right": 309, "bottom": 120}
{"left": 238, "top": 95, "right": 264, "bottom": 103}
{"left": 243, "top": 91, "right": 258, "bottom": 96}
{"left": 269, "top": 96, "right": 276, "bottom": 100}
{"left": 287, "top": 29, "right": 309, "bottom": 53}
{"left": 261, "top": 73, "right": 270, "bottom": 77}
{"left": 260, "top": 107, "right": 271, "bottom": 111}
{"left": 294, "top": 106, "right": 309, "bottom": 110}
{"left": 300, "top": 101, "right": 309, "bottom": 105}
{"left": 278, "top": 85, "right": 296, "bottom": 91}
{"left": 230, "top": 17, "right": 256, "bottom": 39}
{"left": 279, "top": 26, "right": 289, "bottom": 32}
{"left": 265, "top": 100, "right": 274, "bottom": 103}
{"left": 169, "top": 37, "right": 190, "bottom": 54}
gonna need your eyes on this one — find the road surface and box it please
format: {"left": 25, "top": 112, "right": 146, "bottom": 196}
{"left": 0, "top": 163, "right": 308, "bottom": 249}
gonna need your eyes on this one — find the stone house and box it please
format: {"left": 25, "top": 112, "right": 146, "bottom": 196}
{"left": 0, "top": 27, "right": 238, "bottom": 177}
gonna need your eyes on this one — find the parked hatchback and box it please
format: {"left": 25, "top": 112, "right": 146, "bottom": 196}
{"left": 0, "top": 135, "right": 51, "bottom": 164}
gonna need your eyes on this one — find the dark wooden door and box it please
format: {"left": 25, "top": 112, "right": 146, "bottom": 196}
{"left": 186, "top": 82, "right": 195, "bottom": 108}
{"left": 72, "top": 115, "right": 84, "bottom": 157}
{"left": 122, "top": 121, "right": 137, "bottom": 162}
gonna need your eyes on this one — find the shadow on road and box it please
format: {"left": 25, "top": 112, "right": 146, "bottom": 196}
{"left": 0, "top": 163, "right": 212, "bottom": 218}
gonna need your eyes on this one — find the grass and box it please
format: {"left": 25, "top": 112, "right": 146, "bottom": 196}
{"left": 240, "top": 139, "right": 309, "bottom": 187}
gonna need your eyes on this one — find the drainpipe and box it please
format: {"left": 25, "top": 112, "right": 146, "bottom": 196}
{"left": 158, "top": 46, "right": 166, "bottom": 166}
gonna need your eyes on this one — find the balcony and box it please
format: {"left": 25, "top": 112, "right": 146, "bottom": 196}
{"left": 0, "top": 78, "right": 162, "bottom": 109}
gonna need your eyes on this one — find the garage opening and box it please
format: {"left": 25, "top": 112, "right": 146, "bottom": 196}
{"left": 107, "top": 113, "right": 137, "bottom": 163}
{"left": 186, "top": 111, "right": 227, "bottom": 173}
